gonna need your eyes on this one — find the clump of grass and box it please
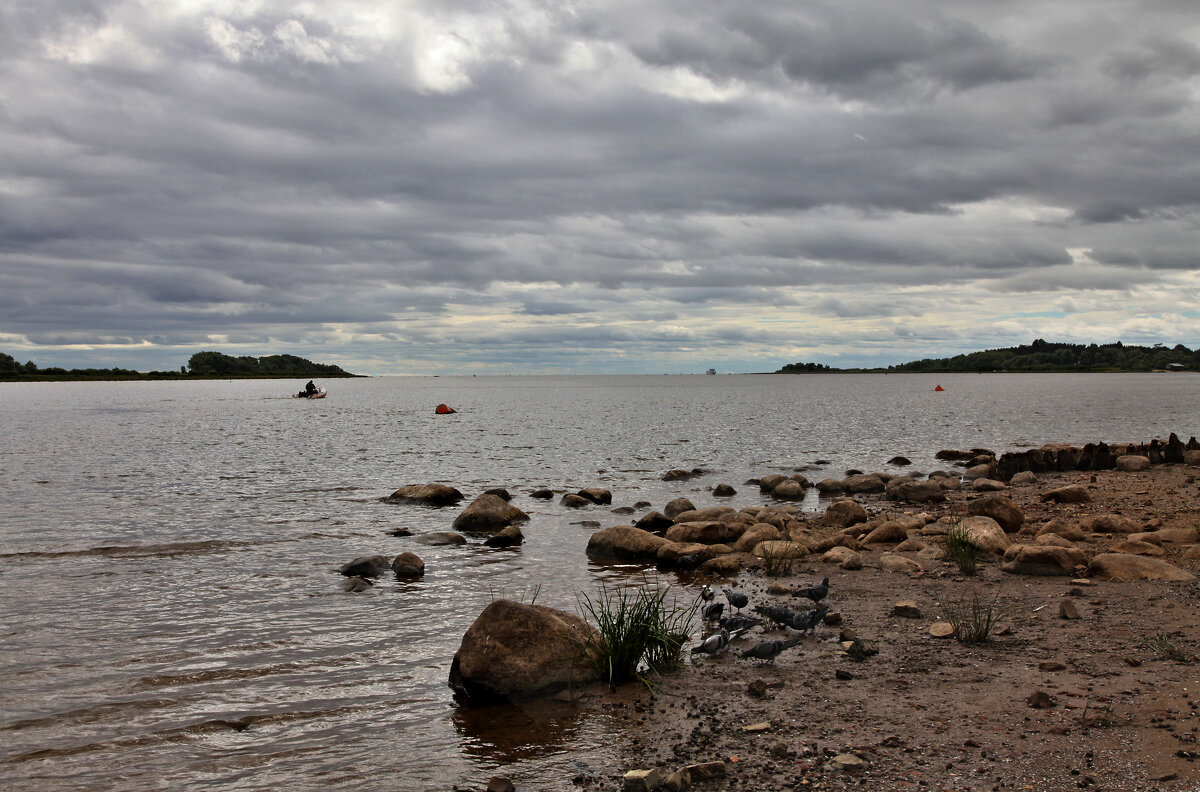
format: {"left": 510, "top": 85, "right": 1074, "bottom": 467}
{"left": 943, "top": 517, "right": 983, "bottom": 575}
{"left": 935, "top": 584, "right": 1006, "bottom": 644}
{"left": 576, "top": 580, "right": 699, "bottom": 687}
{"left": 759, "top": 542, "right": 798, "bottom": 577}
{"left": 1141, "top": 633, "right": 1196, "bottom": 663}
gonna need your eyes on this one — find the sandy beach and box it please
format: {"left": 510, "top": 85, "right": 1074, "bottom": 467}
{"left": 568, "top": 456, "right": 1200, "bottom": 792}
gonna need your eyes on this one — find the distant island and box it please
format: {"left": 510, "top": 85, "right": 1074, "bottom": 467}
{"left": 0, "top": 351, "right": 359, "bottom": 381}
{"left": 778, "top": 339, "right": 1199, "bottom": 374}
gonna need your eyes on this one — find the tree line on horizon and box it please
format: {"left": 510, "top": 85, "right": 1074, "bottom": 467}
{"left": 0, "top": 351, "right": 356, "bottom": 381}
{"left": 778, "top": 340, "right": 1200, "bottom": 374}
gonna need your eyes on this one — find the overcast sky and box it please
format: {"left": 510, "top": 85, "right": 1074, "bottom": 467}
{"left": 2, "top": 0, "right": 1198, "bottom": 375}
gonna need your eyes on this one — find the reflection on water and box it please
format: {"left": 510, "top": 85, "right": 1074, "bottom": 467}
{"left": 0, "top": 374, "right": 1195, "bottom": 791}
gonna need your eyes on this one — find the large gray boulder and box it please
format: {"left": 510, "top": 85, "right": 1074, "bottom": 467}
{"left": 841, "top": 473, "right": 885, "bottom": 494}
{"left": 823, "top": 499, "right": 869, "bottom": 529}
{"left": 1000, "top": 545, "right": 1086, "bottom": 576}
{"left": 452, "top": 493, "right": 530, "bottom": 532}
{"left": 1115, "top": 455, "right": 1151, "bottom": 472}
{"left": 586, "top": 525, "right": 670, "bottom": 561}
{"left": 672, "top": 506, "right": 737, "bottom": 523}
{"left": 449, "top": 600, "right": 600, "bottom": 703}
{"left": 967, "top": 494, "right": 1025, "bottom": 533}
{"left": 386, "top": 483, "right": 464, "bottom": 507}
{"left": 960, "top": 516, "right": 1011, "bottom": 555}
{"left": 885, "top": 477, "right": 947, "bottom": 504}
{"left": 664, "top": 520, "right": 743, "bottom": 546}
{"left": 1089, "top": 554, "right": 1196, "bottom": 581}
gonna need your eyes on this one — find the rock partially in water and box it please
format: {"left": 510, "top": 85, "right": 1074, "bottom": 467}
{"left": 385, "top": 483, "right": 464, "bottom": 507}
{"left": 391, "top": 552, "right": 425, "bottom": 578}
{"left": 339, "top": 555, "right": 389, "bottom": 577}
{"left": 449, "top": 599, "right": 599, "bottom": 704}
{"left": 453, "top": 493, "right": 529, "bottom": 532}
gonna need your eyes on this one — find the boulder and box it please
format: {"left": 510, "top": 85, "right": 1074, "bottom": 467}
{"left": 483, "top": 488, "right": 512, "bottom": 501}
{"left": 673, "top": 506, "right": 737, "bottom": 523}
{"left": 1042, "top": 485, "right": 1091, "bottom": 503}
{"left": 815, "top": 478, "right": 845, "bottom": 494}
{"left": 770, "top": 479, "right": 807, "bottom": 500}
{"left": 386, "top": 483, "right": 464, "bottom": 507}
{"left": 967, "top": 495, "right": 1025, "bottom": 533}
{"left": 879, "top": 553, "right": 923, "bottom": 575}
{"left": 1109, "top": 539, "right": 1163, "bottom": 556}
{"left": 1131, "top": 527, "right": 1199, "bottom": 544}
{"left": 634, "top": 511, "right": 675, "bottom": 534}
{"left": 712, "top": 483, "right": 737, "bottom": 497}
{"left": 665, "top": 520, "right": 743, "bottom": 545}
{"left": 758, "top": 474, "right": 789, "bottom": 492}
{"left": 339, "top": 555, "right": 389, "bottom": 577}
{"left": 413, "top": 531, "right": 467, "bottom": 546}
{"left": 961, "top": 516, "right": 1011, "bottom": 555}
{"left": 842, "top": 473, "right": 885, "bottom": 493}
{"left": 1036, "top": 520, "right": 1088, "bottom": 542}
{"left": 733, "top": 524, "right": 783, "bottom": 553}
{"left": 453, "top": 494, "right": 530, "bottom": 532}
{"left": 391, "top": 552, "right": 426, "bottom": 577}
{"left": 484, "top": 525, "right": 524, "bottom": 547}
{"left": 1000, "top": 545, "right": 1087, "bottom": 576}
{"left": 963, "top": 463, "right": 992, "bottom": 480}
{"left": 586, "top": 525, "right": 670, "bottom": 561}
{"left": 938, "top": 476, "right": 963, "bottom": 491}
{"left": 1115, "top": 455, "right": 1151, "bottom": 472}
{"left": 821, "top": 546, "right": 859, "bottom": 565}
{"left": 529, "top": 488, "right": 555, "bottom": 500}
{"left": 449, "top": 600, "right": 600, "bottom": 703}
{"left": 888, "top": 456, "right": 912, "bottom": 466}
{"left": 1034, "top": 533, "right": 1075, "bottom": 548}
{"left": 824, "top": 499, "right": 869, "bottom": 528}
{"left": 1186, "top": 450, "right": 1200, "bottom": 466}
{"left": 886, "top": 477, "right": 947, "bottom": 504}
{"left": 1089, "top": 553, "right": 1196, "bottom": 582}
{"left": 971, "top": 478, "right": 1008, "bottom": 492}
{"left": 342, "top": 576, "right": 373, "bottom": 593}
{"left": 753, "top": 540, "right": 808, "bottom": 559}
{"left": 1087, "top": 513, "right": 1142, "bottom": 534}
{"left": 656, "top": 542, "right": 712, "bottom": 565}
{"left": 561, "top": 493, "right": 593, "bottom": 508}
{"left": 577, "top": 488, "right": 613, "bottom": 505}
{"left": 663, "top": 498, "right": 697, "bottom": 519}
{"left": 1009, "top": 471, "right": 1038, "bottom": 487}
{"left": 863, "top": 516, "right": 923, "bottom": 544}
{"left": 698, "top": 554, "right": 741, "bottom": 575}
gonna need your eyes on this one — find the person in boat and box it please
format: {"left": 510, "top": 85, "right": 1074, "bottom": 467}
{"left": 304, "top": 380, "right": 317, "bottom": 396}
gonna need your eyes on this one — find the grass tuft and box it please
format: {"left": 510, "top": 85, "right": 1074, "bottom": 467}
{"left": 1141, "top": 633, "right": 1196, "bottom": 663}
{"left": 759, "top": 543, "right": 798, "bottom": 577}
{"left": 943, "top": 517, "right": 983, "bottom": 575}
{"left": 576, "top": 580, "right": 700, "bottom": 687}
{"left": 935, "top": 584, "right": 1006, "bottom": 644}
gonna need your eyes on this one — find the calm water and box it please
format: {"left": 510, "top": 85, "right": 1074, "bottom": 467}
{"left": 1, "top": 374, "right": 1196, "bottom": 791}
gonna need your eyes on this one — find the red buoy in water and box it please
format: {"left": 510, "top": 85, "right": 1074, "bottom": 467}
{"left": 435, "top": 403, "right": 456, "bottom": 414}
{"left": 934, "top": 385, "right": 945, "bottom": 392}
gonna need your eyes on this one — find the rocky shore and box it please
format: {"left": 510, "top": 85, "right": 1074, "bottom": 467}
{"left": 566, "top": 445, "right": 1200, "bottom": 792}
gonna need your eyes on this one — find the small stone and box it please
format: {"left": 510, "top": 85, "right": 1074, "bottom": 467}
{"left": 682, "top": 761, "right": 726, "bottom": 781}
{"left": 623, "top": 768, "right": 661, "bottom": 791}
{"left": 1028, "top": 690, "right": 1056, "bottom": 709}
{"left": 662, "top": 768, "right": 691, "bottom": 792}
{"left": 892, "top": 600, "right": 922, "bottom": 618}
{"left": 767, "top": 582, "right": 790, "bottom": 596}
{"left": 839, "top": 627, "right": 857, "bottom": 642}
{"left": 929, "top": 621, "right": 954, "bottom": 638}
{"left": 1070, "top": 578, "right": 1093, "bottom": 586}
{"left": 1038, "top": 661, "right": 1067, "bottom": 672}
{"left": 1059, "top": 600, "right": 1080, "bottom": 620}
{"left": 845, "top": 639, "right": 878, "bottom": 661}
{"left": 742, "top": 721, "right": 772, "bottom": 733}
{"left": 830, "top": 753, "right": 868, "bottom": 771}
{"left": 487, "top": 778, "right": 516, "bottom": 792}
{"left": 769, "top": 741, "right": 790, "bottom": 758}
{"left": 835, "top": 668, "right": 854, "bottom": 680}
{"left": 823, "top": 611, "right": 843, "bottom": 626}
{"left": 747, "top": 678, "right": 769, "bottom": 698}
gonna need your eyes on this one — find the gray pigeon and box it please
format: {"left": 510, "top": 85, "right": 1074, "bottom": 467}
{"left": 793, "top": 577, "right": 829, "bottom": 603}
{"left": 753, "top": 603, "right": 799, "bottom": 627}
{"left": 740, "top": 637, "right": 803, "bottom": 663}
{"left": 702, "top": 601, "right": 725, "bottom": 621}
{"left": 723, "top": 588, "right": 749, "bottom": 613}
{"left": 789, "top": 604, "right": 829, "bottom": 634}
{"left": 718, "top": 614, "right": 763, "bottom": 632}
{"left": 691, "top": 628, "right": 731, "bottom": 656}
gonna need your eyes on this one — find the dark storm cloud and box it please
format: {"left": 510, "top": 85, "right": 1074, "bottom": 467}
{"left": 0, "top": 0, "right": 1197, "bottom": 373}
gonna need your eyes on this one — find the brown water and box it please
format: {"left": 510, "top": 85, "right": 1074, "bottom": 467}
{"left": 1, "top": 373, "right": 1195, "bottom": 791}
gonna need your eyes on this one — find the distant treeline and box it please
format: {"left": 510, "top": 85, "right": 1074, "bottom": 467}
{"left": 777, "top": 340, "right": 1200, "bottom": 374}
{"left": 0, "top": 351, "right": 358, "bottom": 381}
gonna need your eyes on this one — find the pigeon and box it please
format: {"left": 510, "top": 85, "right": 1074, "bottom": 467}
{"left": 723, "top": 588, "right": 749, "bottom": 613}
{"left": 740, "top": 637, "right": 803, "bottom": 663}
{"left": 718, "top": 614, "right": 763, "bottom": 632}
{"left": 700, "top": 584, "right": 716, "bottom": 601}
{"left": 702, "top": 602, "right": 725, "bottom": 621}
{"left": 788, "top": 604, "right": 829, "bottom": 634}
{"left": 674, "top": 552, "right": 706, "bottom": 570}
{"left": 691, "top": 628, "right": 731, "bottom": 656}
{"left": 753, "top": 603, "right": 800, "bottom": 627}
{"left": 793, "top": 577, "right": 830, "bottom": 603}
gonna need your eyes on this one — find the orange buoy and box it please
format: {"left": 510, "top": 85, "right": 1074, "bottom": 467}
{"left": 435, "top": 403, "right": 456, "bottom": 415}
{"left": 934, "top": 385, "right": 944, "bottom": 392}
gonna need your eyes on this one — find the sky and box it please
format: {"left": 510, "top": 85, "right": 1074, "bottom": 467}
{"left": 2, "top": 0, "right": 1199, "bottom": 375}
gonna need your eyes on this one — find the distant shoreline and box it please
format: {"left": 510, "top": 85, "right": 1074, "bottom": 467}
{"left": 0, "top": 373, "right": 365, "bottom": 383}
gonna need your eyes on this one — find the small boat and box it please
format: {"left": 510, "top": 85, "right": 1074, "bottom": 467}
{"left": 295, "top": 388, "right": 327, "bottom": 399}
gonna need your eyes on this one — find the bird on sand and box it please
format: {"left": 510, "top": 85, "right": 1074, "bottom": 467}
{"left": 701, "top": 601, "right": 725, "bottom": 621}
{"left": 723, "top": 588, "right": 749, "bottom": 613}
{"left": 691, "top": 628, "right": 731, "bottom": 656}
{"left": 788, "top": 604, "right": 829, "bottom": 634}
{"left": 718, "top": 614, "right": 763, "bottom": 632}
{"left": 793, "top": 577, "right": 830, "bottom": 603}
{"left": 752, "top": 603, "right": 800, "bottom": 627}
{"left": 740, "top": 637, "right": 803, "bottom": 663}
{"left": 700, "top": 584, "right": 715, "bottom": 601}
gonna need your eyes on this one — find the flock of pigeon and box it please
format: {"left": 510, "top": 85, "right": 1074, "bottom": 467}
{"left": 691, "top": 578, "right": 830, "bottom": 664}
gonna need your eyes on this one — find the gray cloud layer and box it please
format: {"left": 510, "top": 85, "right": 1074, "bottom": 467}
{"left": 1, "top": 0, "right": 1197, "bottom": 373}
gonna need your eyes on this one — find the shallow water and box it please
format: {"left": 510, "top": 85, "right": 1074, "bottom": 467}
{"left": 1, "top": 373, "right": 1195, "bottom": 790}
